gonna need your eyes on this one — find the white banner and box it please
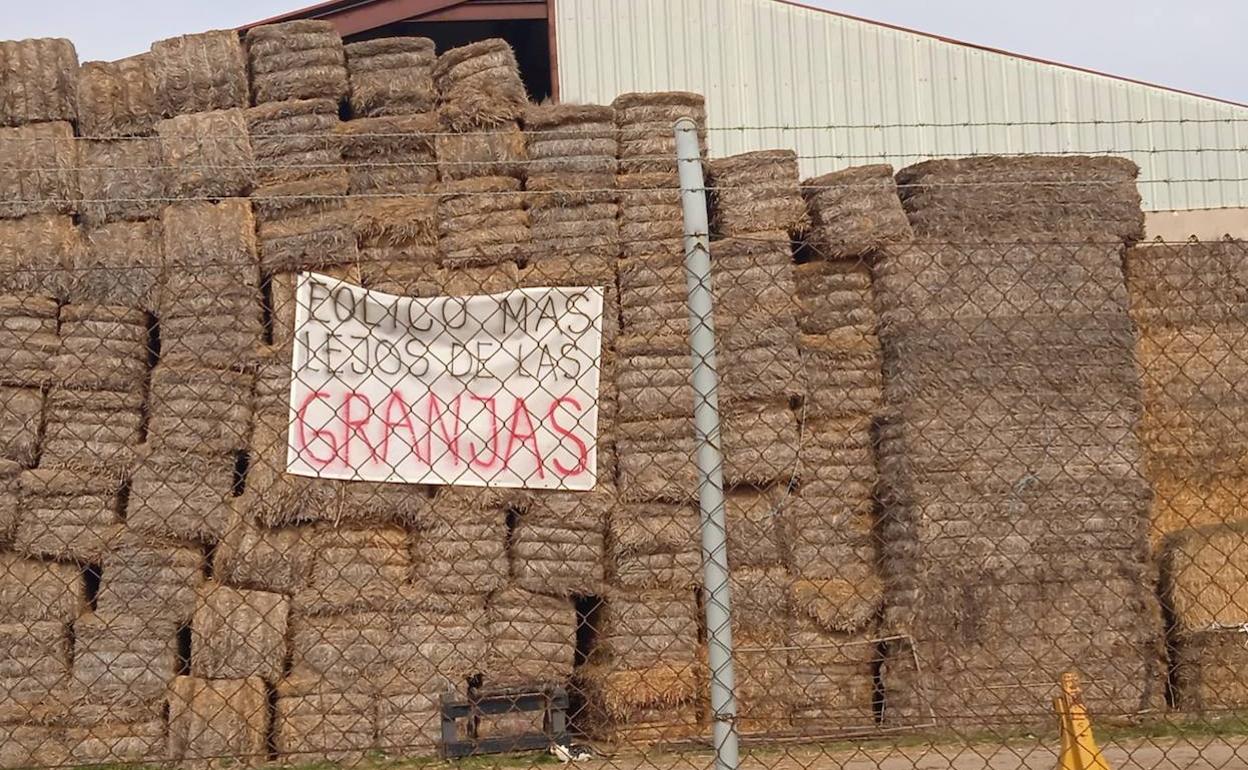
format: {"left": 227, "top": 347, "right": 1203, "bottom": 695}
{"left": 286, "top": 272, "right": 603, "bottom": 490}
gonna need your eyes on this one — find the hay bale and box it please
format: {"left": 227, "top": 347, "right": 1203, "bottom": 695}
{"left": 62, "top": 717, "right": 167, "bottom": 767}
{"left": 376, "top": 690, "right": 440, "bottom": 754}
{"left": 296, "top": 525, "right": 412, "bottom": 615}
{"left": 437, "top": 176, "right": 530, "bottom": 267}
{"left": 734, "top": 631, "right": 797, "bottom": 736}
{"left": 0, "top": 620, "right": 70, "bottom": 722}
{"left": 513, "top": 487, "right": 612, "bottom": 596}
{"left": 147, "top": 365, "right": 254, "bottom": 455}
{"left": 434, "top": 39, "right": 527, "bottom": 131}
{"left": 77, "top": 137, "right": 166, "bottom": 225}
{"left": 435, "top": 125, "right": 526, "bottom": 181}
{"left": 246, "top": 20, "right": 348, "bottom": 105}
{"left": 0, "top": 387, "right": 42, "bottom": 466}
{"left": 77, "top": 54, "right": 159, "bottom": 137}
{"left": 613, "top": 91, "right": 705, "bottom": 176}
{"left": 216, "top": 505, "right": 312, "bottom": 595}
{"left": 168, "top": 675, "right": 269, "bottom": 767}
{"left": 128, "top": 448, "right": 237, "bottom": 544}
{"left": 150, "top": 30, "right": 248, "bottom": 116}
{"left": 16, "top": 468, "right": 122, "bottom": 562}
{"left": 0, "top": 724, "right": 64, "bottom": 769}
{"left": 73, "top": 220, "right": 164, "bottom": 311}
{"left": 345, "top": 37, "right": 436, "bottom": 118}
{"left": 96, "top": 531, "right": 204, "bottom": 627}
{"left": 273, "top": 682, "right": 376, "bottom": 763}
{"left": 0, "top": 121, "right": 78, "bottom": 218}
{"left": 708, "top": 150, "right": 807, "bottom": 236}
{"left": 248, "top": 98, "right": 346, "bottom": 223}
{"left": 257, "top": 201, "right": 358, "bottom": 274}
{"left": 0, "top": 216, "right": 81, "bottom": 300}
{"left": 192, "top": 581, "right": 290, "bottom": 682}
{"left": 725, "top": 487, "right": 787, "bottom": 569}
{"left": 158, "top": 108, "right": 256, "bottom": 199}
{"left": 595, "top": 587, "right": 700, "bottom": 675}
{"left": 575, "top": 668, "right": 705, "bottom": 745}
{"left": 484, "top": 586, "right": 577, "bottom": 686}
{"left": 341, "top": 113, "right": 438, "bottom": 194}
{"left": 1166, "top": 523, "right": 1248, "bottom": 631}
{"left": 802, "top": 164, "right": 913, "bottom": 259}
{"left": 524, "top": 103, "right": 617, "bottom": 176}
{"left": 160, "top": 200, "right": 264, "bottom": 367}
{"left": 786, "top": 617, "right": 879, "bottom": 731}
{"left": 609, "top": 501, "right": 701, "bottom": 589}
{"left": 411, "top": 489, "right": 509, "bottom": 594}
{"left": 40, "top": 387, "right": 143, "bottom": 474}
{"left": 390, "top": 590, "right": 488, "bottom": 685}
{"left": 1174, "top": 626, "right": 1248, "bottom": 712}
{"left": 52, "top": 303, "right": 150, "bottom": 392}
{"left": 72, "top": 610, "right": 177, "bottom": 704}
{"left": 0, "top": 460, "right": 19, "bottom": 544}
{"left": 288, "top": 608, "right": 395, "bottom": 690}
{"left": 0, "top": 38, "right": 78, "bottom": 126}
{"left": 0, "top": 553, "right": 83, "bottom": 623}
{"left": 895, "top": 155, "right": 1145, "bottom": 242}
{"left": 0, "top": 294, "right": 59, "bottom": 386}
{"left": 617, "top": 173, "right": 685, "bottom": 260}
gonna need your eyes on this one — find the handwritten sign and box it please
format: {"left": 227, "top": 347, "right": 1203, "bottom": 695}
{"left": 286, "top": 272, "right": 604, "bottom": 490}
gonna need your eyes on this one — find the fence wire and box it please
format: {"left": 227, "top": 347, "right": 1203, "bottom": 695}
{"left": 0, "top": 37, "right": 1247, "bottom": 770}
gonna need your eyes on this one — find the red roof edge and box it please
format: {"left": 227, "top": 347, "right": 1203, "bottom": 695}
{"left": 774, "top": 0, "right": 1248, "bottom": 110}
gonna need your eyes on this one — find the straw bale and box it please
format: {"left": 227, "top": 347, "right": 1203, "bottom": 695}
{"left": 77, "top": 54, "right": 159, "bottom": 137}
{"left": 0, "top": 461, "right": 17, "bottom": 544}
{"left": 895, "top": 155, "right": 1145, "bottom": 242}
{"left": 0, "top": 387, "right": 41, "bottom": 466}
{"left": 0, "top": 293, "right": 59, "bottom": 385}
{"left": 1148, "top": 471, "right": 1248, "bottom": 545}
{"left": 525, "top": 102, "right": 618, "bottom": 176}
{"left": 1174, "top": 626, "right": 1248, "bottom": 712}
{"left": 437, "top": 176, "right": 530, "bottom": 267}
{"left": 435, "top": 124, "right": 526, "bottom": 181}
{"left": 72, "top": 610, "right": 177, "bottom": 704}
{"left": 340, "top": 113, "right": 438, "bottom": 194}
{"left": 1166, "top": 522, "right": 1248, "bottom": 632}
{"left": 51, "top": 303, "right": 149, "bottom": 391}
{"left": 0, "top": 121, "right": 78, "bottom": 219}
{"left": 128, "top": 448, "right": 237, "bottom": 544}
{"left": 77, "top": 137, "right": 166, "bottom": 225}
{"left": 96, "top": 531, "right": 204, "bottom": 627}
{"left": 216, "top": 505, "right": 312, "bottom": 595}
{"left": 288, "top": 608, "right": 395, "bottom": 689}
{"left": 273, "top": 682, "right": 376, "bottom": 762}
{"left": 241, "top": 413, "right": 342, "bottom": 530}
{"left": 151, "top": 30, "right": 248, "bottom": 115}
{"left": 296, "top": 524, "right": 412, "bottom": 615}
{"left": 790, "top": 570, "right": 883, "bottom": 636}
{"left": 158, "top": 108, "right": 256, "bottom": 199}
{"left": 734, "top": 630, "right": 797, "bottom": 736}
{"left": 62, "top": 717, "right": 167, "bottom": 766}
{"left": 0, "top": 215, "right": 80, "bottom": 299}
{"left": 411, "top": 491, "right": 509, "bottom": 594}
{"left": 0, "top": 724, "right": 64, "bottom": 769}
{"left": 484, "top": 586, "right": 577, "bottom": 686}
{"left": 147, "top": 364, "right": 254, "bottom": 454}
{"left": 575, "top": 672, "right": 704, "bottom": 744}
{"left": 801, "top": 164, "right": 913, "bottom": 259}
{"left": 0, "top": 621, "right": 69, "bottom": 722}
{"left": 0, "top": 38, "right": 77, "bottom": 126}
{"left": 345, "top": 37, "right": 436, "bottom": 117}
{"left": 613, "top": 92, "right": 706, "bottom": 176}
{"left": 16, "top": 468, "right": 122, "bottom": 562}
{"left": 257, "top": 201, "right": 358, "bottom": 273}
{"left": 709, "top": 150, "right": 807, "bottom": 236}
{"left": 596, "top": 586, "right": 700, "bottom": 671}
{"left": 724, "top": 487, "right": 787, "bottom": 569}
{"left": 0, "top": 553, "right": 83, "bottom": 623}
{"left": 376, "top": 690, "right": 441, "bottom": 753}
{"left": 1127, "top": 240, "right": 1248, "bottom": 329}
{"left": 168, "top": 675, "right": 269, "bottom": 767}
{"left": 434, "top": 39, "right": 528, "bottom": 131}
{"left": 609, "top": 501, "right": 701, "bottom": 589}
{"left": 389, "top": 590, "right": 489, "bottom": 685}
{"left": 248, "top": 96, "right": 343, "bottom": 188}
{"left": 513, "top": 487, "right": 613, "bottom": 595}
{"left": 40, "top": 387, "right": 143, "bottom": 473}
{"left": 246, "top": 21, "right": 348, "bottom": 105}
{"left": 73, "top": 219, "right": 163, "bottom": 311}
{"left": 192, "top": 581, "right": 290, "bottom": 682}
{"left": 786, "top": 617, "right": 879, "bottom": 728}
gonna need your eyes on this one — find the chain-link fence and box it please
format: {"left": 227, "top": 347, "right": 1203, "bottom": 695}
{"left": 0, "top": 24, "right": 1246, "bottom": 770}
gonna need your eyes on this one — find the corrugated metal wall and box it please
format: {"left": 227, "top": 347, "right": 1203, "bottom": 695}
{"left": 554, "top": 0, "right": 1248, "bottom": 211}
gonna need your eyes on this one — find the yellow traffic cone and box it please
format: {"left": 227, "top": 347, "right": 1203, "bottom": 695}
{"left": 1054, "top": 672, "right": 1111, "bottom": 770}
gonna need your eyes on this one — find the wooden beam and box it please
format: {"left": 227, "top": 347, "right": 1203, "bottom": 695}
{"left": 422, "top": 2, "right": 547, "bottom": 21}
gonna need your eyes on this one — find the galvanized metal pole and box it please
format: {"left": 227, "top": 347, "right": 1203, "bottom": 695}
{"left": 674, "top": 117, "right": 740, "bottom": 770}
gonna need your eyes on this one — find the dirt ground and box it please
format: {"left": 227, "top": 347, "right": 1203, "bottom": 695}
{"left": 586, "top": 736, "right": 1248, "bottom": 770}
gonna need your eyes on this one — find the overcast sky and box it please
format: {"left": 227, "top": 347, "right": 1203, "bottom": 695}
{"left": 5, "top": 0, "right": 1244, "bottom": 104}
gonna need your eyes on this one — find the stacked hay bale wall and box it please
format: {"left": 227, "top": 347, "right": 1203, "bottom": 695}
{"left": 874, "top": 156, "right": 1163, "bottom": 725}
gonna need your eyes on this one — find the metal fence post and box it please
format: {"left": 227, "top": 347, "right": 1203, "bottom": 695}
{"left": 674, "top": 117, "right": 740, "bottom": 770}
